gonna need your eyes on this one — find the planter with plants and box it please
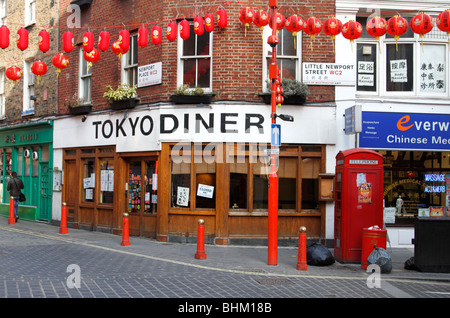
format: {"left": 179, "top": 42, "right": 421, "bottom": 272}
{"left": 171, "top": 85, "right": 214, "bottom": 104}
{"left": 67, "top": 94, "right": 92, "bottom": 115}
{"left": 104, "top": 83, "right": 139, "bottom": 110}
{"left": 261, "top": 79, "right": 310, "bottom": 105}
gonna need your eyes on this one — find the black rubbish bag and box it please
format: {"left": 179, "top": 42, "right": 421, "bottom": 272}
{"left": 367, "top": 247, "right": 392, "bottom": 273}
{"left": 404, "top": 256, "right": 418, "bottom": 271}
{"left": 307, "top": 242, "right": 335, "bottom": 266}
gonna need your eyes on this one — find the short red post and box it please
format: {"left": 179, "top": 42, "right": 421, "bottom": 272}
{"left": 297, "top": 226, "right": 307, "bottom": 271}
{"left": 120, "top": 213, "right": 131, "bottom": 246}
{"left": 8, "top": 196, "right": 15, "bottom": 225}
{"left": 195, "top": 219, "right": 207, "bottom": 259}
{"left": 59, "top": 202, "right": 68, "bottom": 234}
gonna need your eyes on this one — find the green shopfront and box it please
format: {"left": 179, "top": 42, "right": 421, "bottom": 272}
{"left": 0, "top": 121, "right": 53, "bottom": 221}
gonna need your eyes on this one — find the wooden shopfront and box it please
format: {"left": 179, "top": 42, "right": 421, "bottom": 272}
{"left": 54, "top": 104, "right": 336, "bottom": 244}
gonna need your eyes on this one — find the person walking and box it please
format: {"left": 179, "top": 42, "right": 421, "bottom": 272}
{"left": 7, "top": 172, "right": 24, "bottom": 222}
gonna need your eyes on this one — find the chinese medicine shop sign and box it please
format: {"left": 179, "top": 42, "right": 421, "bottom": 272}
{"left": 360, "top": 112, "right": 450, "bottom": 151}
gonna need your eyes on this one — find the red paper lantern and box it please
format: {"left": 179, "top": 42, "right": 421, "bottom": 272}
{"left": 52, "top": 53, "right": 69, "bottom": 77}
{"left": 239, "top": 7, "right": 255, "bottom": 36}
{"left": 323, "top": 17, "right": 342, "bottom": 52}
{"left": 119, "top": 29, "right": 130, "bottom": 53}
{"left": 83, "top": 48, "right": 100, "bottom": 71}
{"left": 342, "top": 20, "right": 363, "bottom": 44}
{"left": 205, "top": 13, "right": 214, "bottom": 33}
{"left": 269, "top": 13, "right": 286, "bottom": 32}
{"left": 366, "top": 16, "right": 387, "bottom": 40}
{"left": 31, "top": 61, "right": 47, "bottom": 83}
{"left": 6, "top": 66, "right": 22, "bottom": 87}
{"left": 254, "top": 10, "right": 269, "bottom": 32}
{"left": 167, "top": 22, "right": 177, "bottom": 41}
{"left": 112, "top": 39, "right": 126, "bottom": 58}
{"left": 217, "top": 8, "right": 227, "bottom": 28}
{"left": 62, "top": 31, "right": 74, "bottom": 53}
{"left": 387, "top": 15, "right": 408, "bottom": 40}
{"left": 98, "top": 30, "right": 110, "bottom": 51}
{"left": 180, "top": 19, "right": 190, "bottom": 40}
{"left": 16, "top": 28, "right": 28, "bottom": 51}
{"left": 38, "top": 30, "right": 50, "bottom": 53}
{"left": 82, "top": 31, "right": 94, "bottom": 53}
{"left": 0, "top": 25, "right": 9, "bottom": 49}
{"left": 286, "top": 15, "right": 304, "bottom": 35}
{"left": 410, "top": 12, "right": 433, "bottom": 38}
{"left": 437, "top": 9, "right": 450, "bottom": 45}
{"left": 151, "top": 25, "right": 162, "bottom": 45}
{"left": 194, "top": 16, "right": 204, "bottom": 36}
{"left": 304, "top": 17, "right": 322, "bottom": 51}
{"left": 138, "top": 26, "right": 148, "bottom": 47}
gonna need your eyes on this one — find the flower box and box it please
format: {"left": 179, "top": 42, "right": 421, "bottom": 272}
{"left": 69, "top": 105, "right": 92, "bottom": 115}
{"left": 110, "top": 98, "right": 139, "bottom": 110}
{"left": 171, "top": 94, "right": 213, "bottom": 104}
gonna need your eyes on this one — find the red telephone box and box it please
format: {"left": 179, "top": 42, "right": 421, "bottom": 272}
{"left": 334, "top": 149, "right": 384, "bottom": 263}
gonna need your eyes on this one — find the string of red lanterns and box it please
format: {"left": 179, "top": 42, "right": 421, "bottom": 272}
{"left": 2, "top": 7, "right": 450, "bottom": 86}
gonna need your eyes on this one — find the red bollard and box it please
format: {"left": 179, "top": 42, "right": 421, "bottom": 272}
{"left": 120, "top": 213, "right": 131, "bottom": 246}
{"left": 297, "top": 226, "right": 307, "bottom": 271}
{"left": 195, "top": 219, "right": 207, "bottom": 259}
{"left": 59, "top": 202, "right": 68, "bottom": 234}
{"left": 8, "top": 196, "right": 15, "bottom": 225}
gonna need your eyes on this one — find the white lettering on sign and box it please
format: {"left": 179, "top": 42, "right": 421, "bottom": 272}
{"left": 349, "top": 159, "right": 378, "bottom": 165}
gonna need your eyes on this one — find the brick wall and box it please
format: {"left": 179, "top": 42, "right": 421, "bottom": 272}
{"left": 58, "top": 0, "right": 336, "bottom": 114}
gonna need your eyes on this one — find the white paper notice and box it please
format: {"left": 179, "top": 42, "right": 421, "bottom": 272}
{"left": 197, "top": 184, "right": 214, "bottom": 199}
{"left": 177, "top": 187, "right": 189, "bottom": 206}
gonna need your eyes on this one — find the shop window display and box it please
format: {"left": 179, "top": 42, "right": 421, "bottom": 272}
{"left": 381, "top": 151, "right": 450, "bottom": 225}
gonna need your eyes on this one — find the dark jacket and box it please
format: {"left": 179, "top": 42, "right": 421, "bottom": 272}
{"left": 7, "top": 177, "right": 24, "bottom": 197}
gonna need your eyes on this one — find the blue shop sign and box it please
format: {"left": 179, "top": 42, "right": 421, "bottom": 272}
{"left": 359, "top": 112, "right": 450, "bottom": 150}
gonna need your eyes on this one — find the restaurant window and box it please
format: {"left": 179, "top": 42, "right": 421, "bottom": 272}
{"left": 381, "top": 151, "right": 450, "bottom": 225}
{"left": 170, "top": 144, "right": 217, "bottom": 210}
{"left": 82, "top": 158, "right": 95, "bottom": 203}
{"left": 99, "top": 158, "right": 114, "bottom": 204}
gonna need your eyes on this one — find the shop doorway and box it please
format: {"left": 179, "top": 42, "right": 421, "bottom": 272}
{"left": 126, "top": 158, "right": 158, "bottom": 237}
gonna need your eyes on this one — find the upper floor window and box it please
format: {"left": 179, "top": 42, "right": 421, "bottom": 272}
{"left": 79, "top": 48, "right": 92, "bottom": 104}
{"left": 178, "top": 22, "right": 212, "bottom": 92}
{"left": 22, "top": 61, "right": 35, "bottom": 115}
{"left": 356, "top": 15, "right": 447, "bottom": 97}
{"left": 262, "top": 27, "right": 302, "bottom": 92}
{"left": 0, "top": 0, "right": 7, "bottom": 25}
{"left": 24, "top": 0, "right": 36, "bottom": 26}
{"left": 121, "top": 34, "right": 138, "bottom": 86}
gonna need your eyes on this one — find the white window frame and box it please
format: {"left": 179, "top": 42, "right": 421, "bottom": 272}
{"left": 121, "top": 34, "right": 138, "bottom": 86}
{"left": 79, "top": 48, "right": 92, "bottom": 104}
{"left": 24, "top": 0, "right": 36, "bottom": 26}
{"left": 356, "top": 13, "right": 449, "bottom": 99}
{"left": 177, "top": 21, "right": 213, "bottom": 92}
{"left": 0, "top": 0, "right": 7, "bottom": 25}
{"left": 22, "top": 61, "right": 35, "bottom": 115}
{"left": 262, "top": 26, "right": 302, "bottom": 93}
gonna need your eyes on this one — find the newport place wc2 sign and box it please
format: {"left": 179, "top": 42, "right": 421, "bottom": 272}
{"left": 360, "top": 112, "right": 450, "bottom": 150}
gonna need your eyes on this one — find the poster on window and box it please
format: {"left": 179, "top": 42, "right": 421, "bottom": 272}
{"left": 177, "top": 186, "right": 189, "bottom": 206}
{"left": 420, "top": 45, "right": 446, "bottom": 93}
{"left": 390, "top": 59, "right": 407, "bottom": 82}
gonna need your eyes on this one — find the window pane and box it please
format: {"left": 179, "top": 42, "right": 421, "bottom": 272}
{"left": 171, "top": 161, "right": 191, "bottom": 208}
{"left": 197, "top": 58, "right": 211, "bottom": 88}
{"left": 357, "top": 43, "right": 377, "bottom": 92}
{"left": 183, "top": 25, "right": 196, "bottom": 56}
{"left": 280, "top": 59, "right": 296, "bottom": 80}
{"left": 253, "top": 161, "right": 269, "bottom": 209}
{"left": 195, "top": 161, "right": 215, "bottom": 209}
{"left": 197, "top": 31, "right": 210, "bottom": 56}
{"left": 281, "top": 29, "right": 296, "bottom": 56}
{"left": 230, "top": 157, "right": 248, "bottom": 209}
{"left": 420, "top": 44, "right": 446, "bottom": 93}
{"left": 100, "top": 159, "right": 114, "bottom": 204}
{"left": 183, "top": 59, "right": 196, "bottom": 87}
{"left": 127, "top": 161, "right": 141, "bottom": 212}
{"left": 301, "top": 158, "right": 320, "bottom": 209}
{"left": 144, "top": 161, "right": 157, "bottom": 214}
{"left": 386, "top": 43, "right": 413, "bottom": 91}
{"left": 278, "top": 158, "right": 297, "bottom": 209}
{"left": 82, "top": 159, "right": 95, "bottom": 203}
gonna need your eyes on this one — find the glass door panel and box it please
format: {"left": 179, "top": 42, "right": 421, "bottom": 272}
{"left": 128, "top": 161, "right": 142, "bottom": 213}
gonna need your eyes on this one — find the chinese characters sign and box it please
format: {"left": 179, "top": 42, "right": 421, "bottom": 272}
{"left": 420, "top": 45, "right": 445, "bottom": 93}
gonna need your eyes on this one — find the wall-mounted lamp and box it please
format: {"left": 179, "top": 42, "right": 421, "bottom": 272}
{"left": 30, "top": 95, "right": 37, "bottom": 101}
{"left": 81, "top": 115, "right": 87, "bottom": 122}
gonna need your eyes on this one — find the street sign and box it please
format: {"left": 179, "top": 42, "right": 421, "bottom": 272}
{"left": 271, "top": 124, "right": 281, "bottom": 146}
{"left": 264, "top": 148, "right": 280, "bottom": 155}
